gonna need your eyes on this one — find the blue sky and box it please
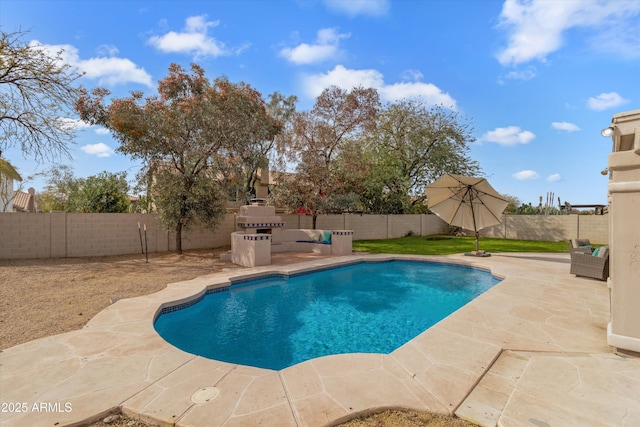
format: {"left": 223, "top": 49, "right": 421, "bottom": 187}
{"left": 3, "top": 0, "right": 639, "bottom": 206}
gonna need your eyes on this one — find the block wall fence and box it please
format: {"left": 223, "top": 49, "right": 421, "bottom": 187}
{"left": 0, "top": 212, "right": 608, "bottom": 259}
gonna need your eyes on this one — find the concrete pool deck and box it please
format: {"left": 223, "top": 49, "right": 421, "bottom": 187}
{"left": 1, "top": 252, "right": 638, "bottom": 427}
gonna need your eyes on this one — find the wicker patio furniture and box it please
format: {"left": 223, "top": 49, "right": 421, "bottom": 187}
{"left": 569, "top": 239, "right": 595, "bottom": 255}
{"left": 570, "top": 245, "right": 609, "bottom": 281}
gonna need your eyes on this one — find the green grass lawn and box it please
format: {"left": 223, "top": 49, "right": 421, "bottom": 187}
{"left": 352, "top": 235, "right": 570, "bottom": 255}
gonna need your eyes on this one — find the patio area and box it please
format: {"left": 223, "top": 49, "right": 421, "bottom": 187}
{"left": 1, "top": 252, "right": 638, "bottom": 427}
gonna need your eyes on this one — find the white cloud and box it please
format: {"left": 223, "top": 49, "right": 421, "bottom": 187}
{"left": 96, "top": 44, "right": 119, "bottom": 56}
{"left": 501, "top": 67, "right": 536, "bottom": 82}
{"left": 587, "top": 92, "right": 629, "bottom": 111}
{"left": 80, "top": 57, "right": 154, "bottom": 87}
{"left": 148, "top": 15, "right": 238, "bottom": 59}
{"left": 80, "top": 143, "right": 115, "bottom": 157}
{"left": 56, "top": 117, "right": 91, "bottom": 131}
{"left": 480, "top": 126, "right": 535, "bottom": 146}
{"left": 32, "top": 40, "right": 153, "bottom": 87}
{"left": 302, "top": 65, "right": 456, "bottom": 108}
{"left": 279, "top": 28, "right": 350, "bottom": 65}
{"left": 95, "top": 127, "right": 110, "bottom": 135}
{"left": 379, "top": 82, "right": 456, "bottom": 108}
{"left": 513, "top": 170, "right": 540, "bottom": 180}
{"left": 495, "top": 0, "right": 640, "bottom": 66}
{"left": 185, "top": 15, "right": 217, "bottom": 33}
{"left": 551, "top": 121, "right": 580, "bottom": 132}
{"left": 547, "top": 173, "right": 561, "bottom": 182}
{"left": 323, "top": 0, "right": 390, "bottom": 17}
{"left": 401, "top": 69, "right": 424, "bottom": 82}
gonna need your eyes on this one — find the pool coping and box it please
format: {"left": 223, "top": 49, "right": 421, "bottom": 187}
{"left": 1, "top": 253, "right": 637, "bottom": 427}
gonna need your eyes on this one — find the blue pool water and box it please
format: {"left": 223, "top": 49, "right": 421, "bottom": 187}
{"left": 154, "top": 261, "right": 500, "bottom": 370}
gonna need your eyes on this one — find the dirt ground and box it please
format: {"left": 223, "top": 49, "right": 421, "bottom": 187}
{"left": 0, "top": 248, "right": 477, "bottom": 427}
{"left": 85, "top": 408, "right": 477, "bottom": 427}
{"left": 0, "top": 248, "right": 240, "bottom": 350}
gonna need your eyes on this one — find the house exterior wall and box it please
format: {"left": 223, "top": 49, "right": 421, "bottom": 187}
{"left": 605, "top": 108, "right": 640, "bottom": 353}
{"left": 0, "top": 212, "right": 608, "bottom": 259}
{"left": 0, "top": 177, "right": 14, "bottom": 212}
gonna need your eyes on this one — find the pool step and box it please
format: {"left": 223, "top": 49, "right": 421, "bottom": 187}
{"left": 455, "top": 350, "right": 529, "bottom": 427}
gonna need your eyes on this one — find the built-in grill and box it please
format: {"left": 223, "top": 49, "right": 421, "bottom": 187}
{"left": 235, "top": 204, "right": 284, "bottom": 235}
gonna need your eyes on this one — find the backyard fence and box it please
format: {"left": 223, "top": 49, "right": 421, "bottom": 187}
{"left": 0, "top": 212, "right": 608, "bottom": 259}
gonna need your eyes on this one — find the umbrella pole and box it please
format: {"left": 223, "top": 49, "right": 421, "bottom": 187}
{"left": 468, "top": 185, "right": 480, "bottom": 253}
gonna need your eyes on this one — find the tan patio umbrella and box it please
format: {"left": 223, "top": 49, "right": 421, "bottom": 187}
{"left": 425, "top": 174, "right": 508, "bottom": 256}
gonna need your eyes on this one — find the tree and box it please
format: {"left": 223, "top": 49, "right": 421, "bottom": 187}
{"left": 502, "top": 194, "right": 522, "bottom": 215}
{"left": 360, "top": 101, "right": 480, "bottom": 213}
{"left": 0, "top": 30, "right": 84, "bottom": 161}
{"left": 69, "top": 171, "right": 130, "bottom": 213}
{"left": 38, "top": 167, "right": 129, "bottom": 213}
{"left": 232, "top": 92, "right": 297, "bottom": 202}
{"left": 76, "top": 63, "right": 281, "bottom": 253}
{"left": 38, "top": 165, "right": 78, "bottom": 212}
{"left": 271, "top": 85, "right": 379, "bottom": 227}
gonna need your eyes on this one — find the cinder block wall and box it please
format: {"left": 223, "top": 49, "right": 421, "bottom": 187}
{"left": 576, "top": 215, "right": 609, "bottom": 244}
{"left": 481, "top": 214, "right": 609, "bottom": 244}
{"left": 345, "top": 214, "right": 388, "bottom": 239}
{"left": 387, "top": 215, "right": 421, "bottom": 238}
{"left": 166, "top": 214, "right": 236, "bottom": 252}
{"left": 65, "top": 213, "right": 156, "bottom": 257}
{"left": 0, "top": 213, "right": 52, "bottom": 259}
{"left": 0, "top": 212, "right": 609, "bottom": 259}
{"left": 421, "top": 214, "right": 448, "bottom": 235}
{"left": 315, "top": 214, "right": 347, "bottom": 230}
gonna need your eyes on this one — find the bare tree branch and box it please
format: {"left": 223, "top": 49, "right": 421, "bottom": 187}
{"left": 0, "top": 30, "right": 84, "bottom": 161}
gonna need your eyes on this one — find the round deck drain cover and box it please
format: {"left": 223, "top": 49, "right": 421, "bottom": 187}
{"left": 191, "top": 387, "right": 220, "bottom": 404}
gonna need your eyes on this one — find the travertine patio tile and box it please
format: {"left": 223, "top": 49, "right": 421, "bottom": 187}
{"left": 0, "top": 357, "right": 83, "bottom": 423}
{"left": 37, "top": 354, "right": 155, "bottom": 400}
{"left": 287, "top": 393, "right": 348, "bottom": 427}
{"left": 308, "top": 352, "right": 382, "bottom": 377}
{"left": 233, "top": 370, "right": 288, "bottom": 415}
{"left": 177, "top": 367, "right": 294, "bottom": 427}
{"left": 456, "top": 384, "right": 508, "bottom": 426}
{"left": 123, "top": 356, "right": 235, "bottom": 424}
{"left": 279, "top": 360, "right": 324, "bottom": 400}
{"left": 499, "top": 354, "right": 640, "bottom": 427}
{"left": 0, "top": 335, "right": 74, "bottom": 373}
{"left": 435, "top": 280, "right": 610, "bottom": 353}
{"left": 0, "top": 335, "right": 194, "bottom": 426}
{"left": 455, "top": 350, "right": 530, "bottom": 426}
{"left": 391, "top": 328, "right": 502, "bottom": 412}
{"left": 219, "top": 402, "right": 298, "bottom": 427}
{"left": 3, "top": 383, "right": 147, "bottom": 427}
{"left": 481, "top": 350, "right": 529, "bottom": 382}
{"left": 285, "top": 353, "right": 449, "bottom": 426}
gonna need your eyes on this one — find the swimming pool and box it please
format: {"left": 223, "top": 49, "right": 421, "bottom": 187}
{"left": 154, "top": 260, "right": 501, "bottom": 370}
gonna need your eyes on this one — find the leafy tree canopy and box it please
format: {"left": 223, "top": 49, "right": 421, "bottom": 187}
{"left": 272, "top": 95, "right": 482, "bottom": 218}
{"left": 69, "top": 171, "right": 130, "bottom": 213}
{"left": 362, "top": 101, "right": 481, "bottom": 213}
{"left": 271, "top": 85, "right": 380, "bottom": 227}
{"left": 76, "top": 63, "right": 282, "bottom": 252}
{"left": 39, "top": 166, "right": 130, "bottom": 213}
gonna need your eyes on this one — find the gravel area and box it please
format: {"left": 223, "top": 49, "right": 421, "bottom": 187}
{"left": 0, "top": 247, "right": 238, "bottom": 350}
{"left": 84, "top": 408, "right": 477, "bottom": 427}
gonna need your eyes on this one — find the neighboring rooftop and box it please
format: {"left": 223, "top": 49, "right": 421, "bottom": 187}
{"left": 11, "top": 187, "right": 37, "bottom": 212}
